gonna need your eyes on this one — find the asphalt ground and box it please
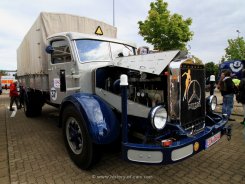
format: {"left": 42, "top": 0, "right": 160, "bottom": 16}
{"left": 0, "top": 90, "right": 245, "bottom": 184}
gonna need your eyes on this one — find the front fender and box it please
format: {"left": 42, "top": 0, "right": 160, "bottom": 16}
{"left": 60, "top": 93, "right": 120, "bottom": 144}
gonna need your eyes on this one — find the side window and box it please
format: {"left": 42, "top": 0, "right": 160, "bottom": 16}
{"left": 110, "top": 42, "right": 135, "bottom": 59}
{"left": 51, "top": 40, "right": 71, "bottom": 64}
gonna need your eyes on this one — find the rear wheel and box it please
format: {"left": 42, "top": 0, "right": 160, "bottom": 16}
{"left": 23, "top": 95, "right": 32, "bottom": 117}
{"left": 23, "top": 90, "right": 43, "bottom": 117}
{"left": 62, "top": 105, "right": 99, "bottom": 170}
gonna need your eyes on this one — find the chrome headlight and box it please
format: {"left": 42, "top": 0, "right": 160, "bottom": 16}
{"left": 150, "top": 106, "right": 168, "bottom": 130}
{"left": 207, "top": 95, "right": 217, "bottom": 113}
{"left": 210, "top": 95, "right": 217, "bottom": 111}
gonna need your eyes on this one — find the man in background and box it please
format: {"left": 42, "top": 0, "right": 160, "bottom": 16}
{"left": 9, "top": 80, "right": 20, "bottom": 111}
{"left": 220, "top": 70, "right": 236, "bottom": 121}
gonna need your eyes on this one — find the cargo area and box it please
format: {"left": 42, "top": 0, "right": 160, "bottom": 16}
{"left": 17, "top": 12, "right": 117, "bottom": 76}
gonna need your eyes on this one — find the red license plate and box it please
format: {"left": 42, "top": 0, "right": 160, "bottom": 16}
{"left": 205, "top": 132, "right": 221, "bottom": 149}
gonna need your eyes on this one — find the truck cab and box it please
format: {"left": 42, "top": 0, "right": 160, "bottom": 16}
{"left": 46, "top": 32, "right": 136, "bottom": 105}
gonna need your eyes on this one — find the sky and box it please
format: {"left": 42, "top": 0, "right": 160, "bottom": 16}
{"left": 0, "top": 0, "right": 244, "bottom": 70}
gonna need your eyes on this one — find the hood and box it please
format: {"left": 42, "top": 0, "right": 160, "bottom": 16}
{"left": 111, "top": 50, "right": 180, "bottom": 75}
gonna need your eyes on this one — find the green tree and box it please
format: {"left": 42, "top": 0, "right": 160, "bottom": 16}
{"left": 138, "top": 0, "right": 193, "bottom": 51}
{"left": 205, "top": 62, "right": 219, "bottom": 79}
{"left": 220, "top": 56, "right": 226, "bottom": 63}
{"left": 0, "top": 70, "right": 7, "bottom": 76}
{"left": 224, "top": 37, "right": 245, "bottom": 60}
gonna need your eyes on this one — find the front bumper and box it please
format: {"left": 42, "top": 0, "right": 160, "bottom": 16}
{"left": 122, "top": 113, "right": 229, "bottom": 164}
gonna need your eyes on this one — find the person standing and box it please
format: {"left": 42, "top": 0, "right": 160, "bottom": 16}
{"left": 217, "top": 72, "right": 225, "bottom": 91}
{"left": 217, "top": 71, "right": 225, "bottom": 105}
{"left": 237, "top": 69, "right": 245, "bottom": 125}
{"left": 221, "top": 70, "right": 236, "bottom": 121}
{"left": 9, "top": 80, "right": 20, "bottom": 111}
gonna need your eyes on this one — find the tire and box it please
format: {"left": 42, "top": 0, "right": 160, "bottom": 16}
{"left": 23, "top": 90, "right": 42, "bottom": 117}
{"left": 62, "top": 105, "right": 99, "bottom": 170}
{"left": 23, "top": 95, "right": 32, "bottom": 117}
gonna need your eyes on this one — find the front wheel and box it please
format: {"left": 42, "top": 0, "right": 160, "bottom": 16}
{"left": 62, "top": 105, "right": 98, "bottom": 170}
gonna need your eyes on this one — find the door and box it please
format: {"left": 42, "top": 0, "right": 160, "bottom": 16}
{"left": 48, "top": 38, "right": 76, "bottom": 104}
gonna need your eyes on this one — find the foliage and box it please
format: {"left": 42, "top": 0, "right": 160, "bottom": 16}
{"left": 0, "top": 70, "right": 7, "bottom": 76}
{"left": 204, "top": 62, "right": 219, "bottom": 79}
{"left": 138, "top": 0, "right": 193, "bottom": 51}
{"left": 224, "top": 37, "right": 245, "bottom": 61}
{"left": 220, "top": 56, "right": 226, "bottom": 63}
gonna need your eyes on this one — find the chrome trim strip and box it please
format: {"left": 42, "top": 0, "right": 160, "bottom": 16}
{"left": 171, "top": 144, "right": 193, "bottom": 161}
{"left": 128, "top": 149, "right": 163, "bottom": 163}
{"left": 66, "top": 87, "right": 81, "bottom": 91}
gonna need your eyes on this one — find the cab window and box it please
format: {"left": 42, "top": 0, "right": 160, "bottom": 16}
{"left": 51, "top": 40, "right": 71, "bottom": 64}
{"left": 110, "top": 42, "right": 135, "bottom": 59}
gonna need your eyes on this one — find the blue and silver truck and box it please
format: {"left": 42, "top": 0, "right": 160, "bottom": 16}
{"left": 17, "top": 12, "right": 231, "bottom": 169}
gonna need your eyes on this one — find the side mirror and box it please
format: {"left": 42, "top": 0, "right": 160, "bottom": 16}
{"left": 118, "top": 52, "right": 124, "bottom": 57}
{"left": 45, "top": 45, "right": 54, "bottom": 54}
{"left": 137, "top": 46, "right": 149, "bottom": 55}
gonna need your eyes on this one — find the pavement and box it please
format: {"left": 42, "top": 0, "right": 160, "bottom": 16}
{"left": 0, "top": 89, "right": 245, "bottom": 184}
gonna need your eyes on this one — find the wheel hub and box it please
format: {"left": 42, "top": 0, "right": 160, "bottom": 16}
{"left": 66, "top": 117, "right": 83, "bottom": 154}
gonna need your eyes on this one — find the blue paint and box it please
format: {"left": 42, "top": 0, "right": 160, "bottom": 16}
{"left": 60, "top": 92, "right": 229, "bottom": 165}
{"left": 61, "top": 93, "right": 119, "bottom": 144}
{"left": 219, "top": 60, "right": 245, "bottom": 79}
{"left": 122, "top": 115, "right": 228, "bottom": 164}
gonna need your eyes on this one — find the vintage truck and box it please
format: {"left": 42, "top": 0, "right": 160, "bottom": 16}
{"left": 17, "top": 12, "right": 231, "bottom": 169}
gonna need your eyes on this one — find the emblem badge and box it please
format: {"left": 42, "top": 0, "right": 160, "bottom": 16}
{"left": 230, "top": 61, "right": 243, "bottom": 73}
{"left": 182, "top": 69, "right": 201, "bottom": 110}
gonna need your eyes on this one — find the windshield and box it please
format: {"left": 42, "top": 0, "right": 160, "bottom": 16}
{"left": 75, "top": 40, "right": 111, "bottom": 62}
{"left": 75, "top": 39, "right": 135, "bottom": 63}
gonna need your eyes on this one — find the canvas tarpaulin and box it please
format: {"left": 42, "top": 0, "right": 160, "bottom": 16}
{"left": 17, "top": 12, "right": 117, "bottom": 76}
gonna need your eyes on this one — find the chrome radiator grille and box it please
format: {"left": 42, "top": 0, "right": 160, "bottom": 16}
{"left": 180, "top": 64, "right": 206, "bottom": 133}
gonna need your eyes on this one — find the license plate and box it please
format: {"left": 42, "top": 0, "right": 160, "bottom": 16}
{"left": 205, "top": 132, "right": 221, "bottom": 149}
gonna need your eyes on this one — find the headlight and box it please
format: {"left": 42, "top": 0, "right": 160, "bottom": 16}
{"left": 150, "top": 106, "right": 167, "bottom": 130}
{"left": 206, "top": 95, "right": 217, "bottom": 113}
{"left": 210, "top": 95, "right": 217, "bottom": 111}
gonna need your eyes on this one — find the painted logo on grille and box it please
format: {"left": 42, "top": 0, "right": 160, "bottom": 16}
{"left": 182, "top": 69, "right": 201, "bottom": 110}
